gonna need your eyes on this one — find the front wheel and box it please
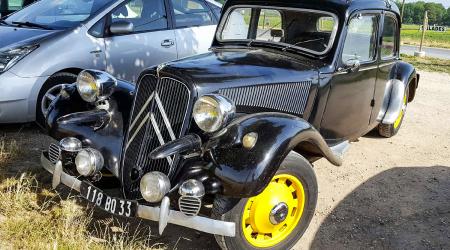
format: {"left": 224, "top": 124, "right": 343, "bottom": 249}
{"left": 212, "top": 152, "right": 318, "bottom": 250}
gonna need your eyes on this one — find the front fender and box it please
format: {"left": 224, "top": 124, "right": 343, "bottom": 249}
{"left": 45, "top": 80, "right": 135, "bottom": 177}
{"left": 208, "top": 112, "right": 341, "bottom": 198}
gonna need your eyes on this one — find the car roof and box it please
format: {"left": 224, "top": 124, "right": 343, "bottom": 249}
{"left": 222, "top": 0, "right": 400, "bottom": 18}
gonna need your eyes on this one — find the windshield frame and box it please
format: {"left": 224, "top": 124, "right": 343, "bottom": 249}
{"left": 216, "top": 5, "right": 340, "bottom": 56}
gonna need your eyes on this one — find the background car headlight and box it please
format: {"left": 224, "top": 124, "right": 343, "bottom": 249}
{"left": 193, "top": 94, "right": 235, "bottom": 133}
{"left": 0, "top": 45, "right": 38, "bottom": 73}
{"left": 76, "top": 70, "right": 117, "bottom": 103}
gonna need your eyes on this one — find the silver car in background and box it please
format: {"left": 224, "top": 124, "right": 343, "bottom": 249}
{"left": 0, "top": 0, "right": 221, "bottom": 124}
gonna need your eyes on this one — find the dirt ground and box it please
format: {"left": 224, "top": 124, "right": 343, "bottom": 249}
{"left": 0, "top": 71, "right": 449, "bottom": 249}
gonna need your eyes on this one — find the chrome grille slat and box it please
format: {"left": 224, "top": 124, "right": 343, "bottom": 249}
{"left": 123, "top": 75, "right": 191, "bottom": 199}
{"left": 48, "top": 143, "right": 61, "bottom": 164}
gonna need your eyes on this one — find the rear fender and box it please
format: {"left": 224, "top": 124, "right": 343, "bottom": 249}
{"left": 378, "top": 61, "right": 418, "bottom": 125}
{"left": 207, "top": 112, "right": 342, "bottom": 198}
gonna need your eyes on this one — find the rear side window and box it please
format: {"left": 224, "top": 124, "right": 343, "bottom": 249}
{"left": 171, "top": 0, "right": 214, "bottom": 28}
{"left": 342, "top": 14, "right": 378, "bottom": 63}
{"left": 381, "top": 15, "right": 398, "bottom": 59}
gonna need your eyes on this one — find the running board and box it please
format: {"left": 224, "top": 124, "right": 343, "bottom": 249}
{"left": 330, "top": 140, "right": 351, "bottom": 159}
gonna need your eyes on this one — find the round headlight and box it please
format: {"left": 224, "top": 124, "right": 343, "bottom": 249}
{"left": 75, "top": 148, "right": 104, "bottom": 176}
{"left": 76, "top": 70, "right": 117, "bottom": 103}
{"left": 193, "top": 95, "right": 235, "bottom": 133}
{"left": 140, "top": 172, "right": 171, "bottom": 203}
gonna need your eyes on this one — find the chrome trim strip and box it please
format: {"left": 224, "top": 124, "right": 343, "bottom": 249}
{"left": 379, "top": 61, "right": 395, "bottom": 68}
{"left": 41, "top": 153, "right": 236, "bottom": 237}
{"left": 150, "top": 113, "right": 173, "bottom": 166}
{"left": 128, "top": 92, "right": 155, "bottom": 133}
{"left": 126, "top": 112, "right": 150, "bottom": 150}
{"left": 154, "top": 93, "right": 176, "bottom": 141}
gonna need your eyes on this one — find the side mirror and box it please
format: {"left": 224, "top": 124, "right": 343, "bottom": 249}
{"left": 270, "top": 29, "right": 284, "bottom": 38}
{"left": 109, "top": 20, "right": 134, "bottom": 35}
{"left": 343, "top": 58, "right": 360, "bottom": 73}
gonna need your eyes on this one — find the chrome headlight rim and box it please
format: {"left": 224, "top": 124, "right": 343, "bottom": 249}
{"left": 76, "top": 69, "right": 117, "bottom": 103}
{"left": 193, "top": 94, "right": 236, "bottom": 133}
{"left": 75, "top": 148, "right": 104, "bottom": 177}
{"left": 0, "top": 44, "right": 39, "bottom": 73}
{"left": 140, "top": 171, "right": 171, "bottom": 203}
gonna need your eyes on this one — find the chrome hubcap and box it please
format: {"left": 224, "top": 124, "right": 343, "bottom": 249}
{"left": 41, "top": 84, "right": 67, "bottom": 116}
{"left": 269, "top": 202, "right": 289, "bottom": 225}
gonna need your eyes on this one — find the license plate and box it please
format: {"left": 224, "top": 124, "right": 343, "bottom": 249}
{"left": 80, "top": 181, "right": 137, "bottom": 218}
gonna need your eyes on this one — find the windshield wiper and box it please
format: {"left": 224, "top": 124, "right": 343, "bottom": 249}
{"left": 0, "top": 20, "right": 10, "bottom": 26}
{"left": 281, "top": 38, "right": 324, "bottom": 52}
{"left": 12, "top": 21, "right": 53, "bottom": 30}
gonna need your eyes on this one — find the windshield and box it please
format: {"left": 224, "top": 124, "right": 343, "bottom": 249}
{"left": 219, "top": 6, "right": 338, "bottom": 55}
{"left": 5, "top": 0, "right": 115, "bottom": 29}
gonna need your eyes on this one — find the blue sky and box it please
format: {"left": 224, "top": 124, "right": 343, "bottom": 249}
{"left": 404, "top": 0, "right": 450, "bottom": 8}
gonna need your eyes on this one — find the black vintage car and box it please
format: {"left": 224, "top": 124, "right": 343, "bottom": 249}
{"left": 39, "top": 0, "right": 419, "bottom": 249}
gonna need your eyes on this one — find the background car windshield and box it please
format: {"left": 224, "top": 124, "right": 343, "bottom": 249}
{"left": 5, "top": 0, "right": 114, "bottom": 29}
{"left": 219, "top": 7, "right": 337, "bottom": 54}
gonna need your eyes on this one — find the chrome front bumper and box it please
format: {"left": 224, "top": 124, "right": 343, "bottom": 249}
{"left": 40, "top": 153, "right": 236, "bottom": 237}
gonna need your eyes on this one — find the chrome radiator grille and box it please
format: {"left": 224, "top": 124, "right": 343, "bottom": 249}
{"left": 122, "top": 75, "right": 191, "bottom": 198}
{"left": 219, "top": 81, "right": 312, "bottom": 116}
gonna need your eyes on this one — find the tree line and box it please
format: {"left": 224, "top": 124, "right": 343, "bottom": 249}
{"left": 395, "top": 1, "right": 449, "bottom": 26}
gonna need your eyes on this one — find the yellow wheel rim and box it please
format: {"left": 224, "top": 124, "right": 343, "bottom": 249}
{"left": 394, "top": 93, "right": 408, "bottom": 129}
{"left": 241, "top": 174, "right": 306, "bottom": 248}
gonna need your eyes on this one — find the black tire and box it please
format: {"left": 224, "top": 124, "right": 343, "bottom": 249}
{"left": 378, "top": 87, "right": 409, "bottom": 138}
{"left": 36, "top": 72, "right": 77, "bottom": 127}
{"left": 212, "top": 152, "right": 318, "bottom": 250}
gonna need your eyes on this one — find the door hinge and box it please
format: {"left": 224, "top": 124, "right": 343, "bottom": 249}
{"left": 370, "top": 99, "right": 375, "bottom": 107}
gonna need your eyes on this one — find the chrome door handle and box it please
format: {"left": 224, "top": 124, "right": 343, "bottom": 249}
{"left": 161, "top": 39, "right": 175, "bottom": 48}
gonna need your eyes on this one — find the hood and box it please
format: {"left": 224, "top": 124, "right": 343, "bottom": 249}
{"left": 159, "top": 48, "right": 321, "bottom": 96}
{"left": 0, "top": 25, "right": 62, "bottom": 50}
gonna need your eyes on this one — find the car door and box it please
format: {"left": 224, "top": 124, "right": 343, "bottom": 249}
{"left": 169, "top": 0, "right": 217, "bottom": 59}
{"left": 320, "top": 12, "right": 381, "bottom": 140}
{"left": 104, "top": 0, "right": 177, "bottom": 83}
{"left": 370, "top": 12, "right": 400, "bottom": 125}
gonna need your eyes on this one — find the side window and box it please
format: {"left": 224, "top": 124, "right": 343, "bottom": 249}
{"left": 317, "top": 17, "right": 334, "bottom": 32}
{"left": 171, "top": 0, "right": 214, "bottom": 28}
{"left": 110, "top": 0, "right": 168, "bottom": 33}
{"left": 342, "top": 14, "right": 378, "bottom": 63}
{"left": 7, "top": 0, "right": 24, "bottom": 11}
{"left": 381, "top": 15, "right": 398, "bottom": 59}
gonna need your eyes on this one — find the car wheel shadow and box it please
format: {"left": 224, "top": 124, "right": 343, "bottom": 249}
{"left": 311, "top": 166, "right": 450, "bottom": 249}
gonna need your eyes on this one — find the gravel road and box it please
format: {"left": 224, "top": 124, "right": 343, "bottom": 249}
{"left": 0, "top": 71, "right": 448, "bottom": 249}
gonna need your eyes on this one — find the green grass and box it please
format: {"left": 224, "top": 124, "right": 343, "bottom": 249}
{"left": 401, "top": 24, "right": 450, "bottom": 49}
{"left": 0, "top": 137, "right": 163, "bottom": 249}
{"left": 401, "top": 53, "right": 450, "bottom": 74}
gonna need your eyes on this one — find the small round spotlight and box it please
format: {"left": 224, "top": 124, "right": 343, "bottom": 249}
{"left": 75, "top": 148, "right": 104, "bottom": 176}
{"left": 59, "top": 137, "right": 82, "bottom": 152}
{"left": 140, "top": 172, "right": 171, "bottom": 203}
{"left": 243, "top": 132, "right": 258, "bottom": 149}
